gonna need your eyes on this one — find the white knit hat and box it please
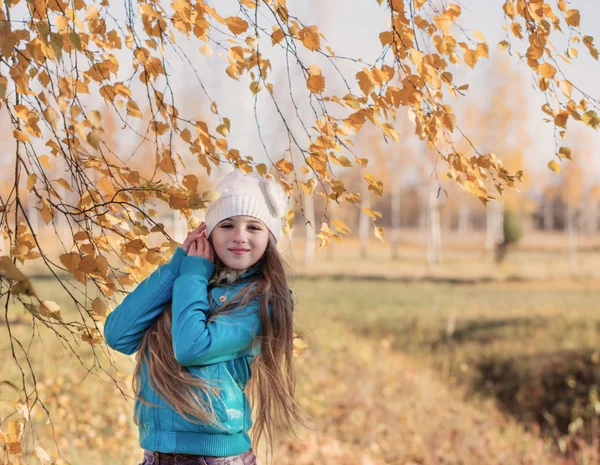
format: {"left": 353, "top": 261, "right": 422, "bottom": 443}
{"left": 205, "top": 170, "right": 288, "bottom": 242}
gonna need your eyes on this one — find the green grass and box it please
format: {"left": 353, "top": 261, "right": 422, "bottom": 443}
{"left": 1, "top": 275, "right": 599, "bottom": 463}
{"left": 290, "top": 277, "right": 600, "bottom": 441}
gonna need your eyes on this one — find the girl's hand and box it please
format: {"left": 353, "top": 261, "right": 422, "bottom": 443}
{"left": 188, "top": 229, "right": 215, "bottom": 263}
{"left": 182, "top": 223, "right": 206, "bottom": 254}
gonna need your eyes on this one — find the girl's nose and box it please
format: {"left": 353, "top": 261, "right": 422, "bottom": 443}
{"left": 233, "top": 228, "right": 247, "bottom": 242}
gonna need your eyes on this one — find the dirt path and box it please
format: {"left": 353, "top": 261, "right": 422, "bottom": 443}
{"left": 268, "top": 318, "right": 565, "bottom": 465}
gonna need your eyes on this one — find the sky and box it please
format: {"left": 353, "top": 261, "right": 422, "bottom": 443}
{"left": 154, "top": 0, "right": 600, "bottom": 195}
{"left": 4, "top": 0, "right": 599, "bottom": 198}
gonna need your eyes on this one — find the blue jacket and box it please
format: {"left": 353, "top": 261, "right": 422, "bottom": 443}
{"left": 103, "top": 247, "right": 263, "bottom": 456}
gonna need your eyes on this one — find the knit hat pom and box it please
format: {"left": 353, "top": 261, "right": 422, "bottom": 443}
{"left": 215, "top": 170, "right": 261, "bottom": 194}
{"left": 263, "top": 178, "right": 287, "bottom": 217}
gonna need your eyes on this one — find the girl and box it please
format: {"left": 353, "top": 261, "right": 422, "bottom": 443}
{"left": 104, "top": 170, "right": 306, "bottom": 465}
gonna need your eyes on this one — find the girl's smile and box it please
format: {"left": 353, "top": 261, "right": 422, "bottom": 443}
{"left": 210, "top": 215, "right": 270, "bottom": 270}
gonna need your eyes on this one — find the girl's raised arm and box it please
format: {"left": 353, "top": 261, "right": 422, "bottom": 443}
{"left": 103, "top": 247, "right": 186, "bottom": 355}
{"left": 171, "top": 255, "right": 263, "bottom": 367}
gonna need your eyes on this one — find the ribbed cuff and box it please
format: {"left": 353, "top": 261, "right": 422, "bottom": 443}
{"left": 180, "top": 256, "right": 215, "bottom": 280}
{"left": 163, "top": 247, "right": 186, "bottom": 276}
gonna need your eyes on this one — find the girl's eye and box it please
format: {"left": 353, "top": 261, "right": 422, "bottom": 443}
{"left": 220, "top": 224, "right": 233, "bottom": 228}
{"left": 249, "top": 226, "right": 261, "bottom": 231}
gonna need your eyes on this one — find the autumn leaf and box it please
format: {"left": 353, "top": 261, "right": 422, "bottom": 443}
{"left": 225, "top": 17, "right": 248, "bottom": 35}
{"left": 276, "top": 158, "right": 294, "bottom": 174}
{"left": 271, "top": 27, "right": 285, "bottom": 45}
{"left": 558, "top": 147, "right": 572, "bottom": 160}
{"left": 548, "top": 159, "right": 561, "bottom": 174}
{"left": 307, "top": 64, "right": 325, "bottom": 93}
{"left": 356, "top": 69, "right": 375, "bottom": 96}
{"left": 13, "top": 130, "right": 30, "bottom": 142}
{"left": 27, "top": 174, "right": 37, "bottom": 192}
{"left": 538, "top": 63, "right": 557, "bottom": 78}
{"left": 374, "top": 226, "right": 384, "bottom": 242}
{"left": 126, "top": 100, "right": 142, "bottom": 118}
{"left": 298, "top": 26, "right": 320, "bottom": 51}
{"left": 565, "top": 9, "right": 580, "bottom": 27}
{"left": 87, "top": 132, "right": 100, "bottom": 150}
{"left": 60, "top": 253, "right": 81, "bottom": 272}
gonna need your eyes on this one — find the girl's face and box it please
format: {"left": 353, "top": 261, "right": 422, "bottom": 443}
{"left": 209, "top": 215, "right": 270, "bottom": 270}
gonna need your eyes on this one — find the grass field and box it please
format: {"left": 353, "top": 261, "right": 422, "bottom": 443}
{"left": 1, "top": 236, "right": 599, "bottom": 464}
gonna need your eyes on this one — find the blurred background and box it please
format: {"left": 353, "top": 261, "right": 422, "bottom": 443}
{"left": 1, "top": 0, "right": 600, "bottom": 464}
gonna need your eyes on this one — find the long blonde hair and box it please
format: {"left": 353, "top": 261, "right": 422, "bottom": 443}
{"left": 132, "top": 234, "right": 307, "bottom": 455}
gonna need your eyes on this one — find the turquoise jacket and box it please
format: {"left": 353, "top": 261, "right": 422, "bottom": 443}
{"left": 103, "top": 247, "right": 263, "bottom": 456}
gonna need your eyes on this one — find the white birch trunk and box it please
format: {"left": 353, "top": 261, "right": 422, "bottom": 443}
{"left": 390, "top": 181, "right": 401, "bottom": 259}
{"left": 485, "top": 201, "right": 504, "bottom": 252}
{"left": 566, "top": 202, "right": 578, "bottom": 274}
{"left": 458, "top": 204, "right": 470, "bottom": 235}
{"left": 427, "top": 185, "right": 441, "bottom": 269}
{"left": 359, "top": 180, "right": 370, "bottom": 259}
{"left": 304, "top": 191, "right": 315, "bottom": 264}
{"left": 543, "top": 196, "right": 554, "bottom": 231}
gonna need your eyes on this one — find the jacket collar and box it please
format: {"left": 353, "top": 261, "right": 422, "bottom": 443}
{"left": 209, "top": 262, "right": 261, "bottom": 286}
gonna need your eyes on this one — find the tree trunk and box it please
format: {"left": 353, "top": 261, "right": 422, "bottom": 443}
{"left": 485, "top": 201, "right": 503, "bottom": 253}
{"left": 325, "top": 199, "right": 336, "bottom": 261}
{"left": 390, "top": 181, "right": 401, "bottom": 259}
{"left": 418, "top": 186, "right": 428, "bottom": 244}
{"left": 427, "top": 185, "right": 441, "bottom": 269}
{"left": 543, "top": 196, "right": 554, "bottom": 231}
{"left": 359, "top": 180, "right": 370, "bottom": 259}
{"left": 304, "top": 191, "right": 315, "bottom": 264}
{"left": 566, "top": 203, "right": 577, "bottom": 274}
{"left": 172, "top": 210, "right": 188, "bottom": 244}
{"left": 458, "top": 204, "right": 470, "bottom": 235}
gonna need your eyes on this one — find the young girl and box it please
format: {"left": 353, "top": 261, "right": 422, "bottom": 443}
{"left": 104, "top": 170, "right": 305, "bottom": 465}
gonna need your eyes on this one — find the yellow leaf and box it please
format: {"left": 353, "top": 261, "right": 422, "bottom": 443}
{"left": 464, "top": 49, "right": 478, "bottom": 68}
{"left": 91, "top": 297, "right": 110, "bottom": 316}
{"left": 38, "top": 155, "right": 52, "bottom": 170}
{"left": 200, "top": 44, "right": 213, "bottom": 57}
{"left": 473, "top": 30, "right": 486, "bottom": 42}
{"left": 356, "top": 69, "right": 375, "bottom": 96}
{"left": 374, "top": 226, "right": 384, "bottom": 242}
{"left": 498, "top": 40, "right": 509, "bottom": 52}
{"left": 140, "top": 4, "right": 160, "bottom": 18}
{"left": 271, "top": 27, "right": 285, "bottom": 45}
{"left": 433, "top": 14, "right": 452, "bottom": 33}
{"left": 33, "top": 445, "right": 52, "bottom": 464}
{"left": 275, "top": 158, "right": 294, "bottom": 174}
{"left": 87, "top": 132, "right": 100, "bottom": 150}
{"left": 60, "top": 252, "right": 81, "bottom": 272}
{"left": 330, "top": 219, "right": 351, "bottom": 235}
{"left": 249, "top": 81, "right": 262, "bottom": 94}
{"left": 225, "top": 17, "right": 248, "bottom": 35}
{"left": 582, "top": 110, "right": 600, "bottom": 129}
{"left": 126, "top": 100, "right": 142, "bottom": 118}
{"left": 548, "top": 159, "right": 561, "bottom": 174}
{"left": 180, "top": 128, "right": 191, "bottom": 143}
{"left": 216, "top": 117, "right": 230, "bottom": 137}
{"left": 210, "top": 102, "right": 218, "bottom": 114}
{"left": 565, "top": 9, "right": 580, "bottom": 27}
{"left": 558, "top": 80, "right": 572, "bottom": 98}
{"left": 40, "top": 300, "right": 61, "bottom": 318}
{"left": 256, "top": 163, "right": 267, "bottom": 176}
{"left": 12, "top": 244, "right": 29, "bottom": 257}
{"left": 379, "top": 30, "right": 393, "bottom": 46}
{"left": 27, "top": 174, "right": 37, "bottom": 192}
{"left": 293, "top": 337, "right": 308, "bottom": 351}
{"left": 13, "top": 130, "right": 30, "bottom": 142}
{"left": 298, "top": 26, "right": 320, "bottom": 51}
{"left": 307, "top": 65, "right": 325, "bottom": 94}
{"left": 362, "top": 207, "right": 382, "bottom": 220}
{"left": 538, "top": 63, "right": 557, "bottom": 78}
{"left": 558, "top": 147, "right": 572, "bottom": 160}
